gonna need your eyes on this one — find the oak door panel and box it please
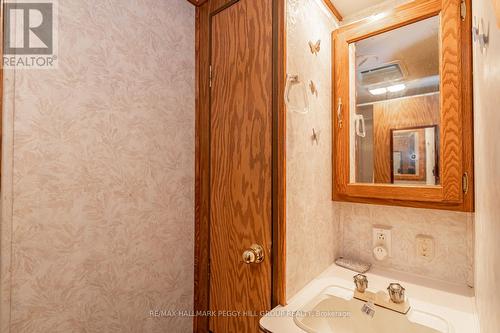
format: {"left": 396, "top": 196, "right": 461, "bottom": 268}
{"left": 209, "top": 0, "right": 273, "bottom": 332}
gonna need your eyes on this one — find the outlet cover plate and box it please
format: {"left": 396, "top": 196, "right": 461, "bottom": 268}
{"left": 416, "top": 234, "right": 435, "bottom": 261}
{"left": 372, "top": 225, "right": 392, "bottom": 257}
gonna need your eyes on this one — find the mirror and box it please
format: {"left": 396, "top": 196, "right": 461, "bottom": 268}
{"left": 391, "top": 126, "right": 439, "bottom": 185}
{"left": 349, "top": 16, "right": 441, "bottom": 186}
{"left": 333, "top": 0, "right": 473, "bottom": 211}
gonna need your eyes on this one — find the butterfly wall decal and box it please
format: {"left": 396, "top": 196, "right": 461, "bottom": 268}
{"left": 309, "top": 80, "right": 318, "bottom": 97}
{"left": 312, "top": 128, "right": 321, "bottom": 145}
{"left": 308, "top": 40, "right": 321, "bottom": 55}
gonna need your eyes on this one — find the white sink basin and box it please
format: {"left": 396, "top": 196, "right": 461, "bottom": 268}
{"left": 293, "top": 286, "right": 451, "bottom": 333}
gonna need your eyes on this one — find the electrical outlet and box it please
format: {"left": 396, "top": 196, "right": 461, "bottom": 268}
{"left": 416, "top": 235, "right": 435, "bottom": 261}
{"left": 372, "top": 225, "right": 392, "bottom": 257}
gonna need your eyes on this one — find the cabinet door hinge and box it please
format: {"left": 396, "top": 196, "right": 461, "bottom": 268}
{"left": 209, "top": 65, "right": 213, "bottom": 88}
{"left": 460, "top": 0, "right": 467, "bottom": 21}
{"left": 462, "top": 172, "right": 469, "bottom": 194}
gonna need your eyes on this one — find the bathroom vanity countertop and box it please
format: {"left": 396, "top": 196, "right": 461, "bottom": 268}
{"left": 260, "top": 264, "right": 479, "bottom": 333}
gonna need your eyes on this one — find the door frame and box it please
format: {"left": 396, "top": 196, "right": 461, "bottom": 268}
{"left": 193, "top": 0, "right": 286, "bottom": 331}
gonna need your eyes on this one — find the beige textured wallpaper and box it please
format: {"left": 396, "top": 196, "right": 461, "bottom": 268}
{"left": 338, "top": 203, "right": 474, "bottom": 286}
{"left": 285, "top": 0, "right": 340, "bottom": 300}
{"left": 285, "top": 0, "right": 474, "bottom": 300}
{"left": 1, "top": 0, "right": 195, "bottom": 332}
{"left": 472, "top": 0, "right": 500, "bottom": 332}
{"left": 332, "top": 3, "right": 475, "bottom": 290}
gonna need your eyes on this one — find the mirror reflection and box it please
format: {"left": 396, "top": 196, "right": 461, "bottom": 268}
{"left": 350, "top": 16, "right": 441, "bottom": 186}
{"left": 391, "top": 126, "right": 439, "bottom": 185}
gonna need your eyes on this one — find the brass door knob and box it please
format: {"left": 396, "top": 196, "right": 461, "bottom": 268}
{"left": 242, "top": 244, "right": 264, "bottom": 264}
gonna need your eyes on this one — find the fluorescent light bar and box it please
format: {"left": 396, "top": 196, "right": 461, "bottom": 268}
{"left": 370, "top": 12, "right": 388, "bottom": 21}
{"left": 387, "top": 84, "right": 406, "bottom": 92}
{"left": 369, "top": 87, "right": 387, "bottom": 95}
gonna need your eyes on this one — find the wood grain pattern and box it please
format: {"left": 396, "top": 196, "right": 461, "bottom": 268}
{"left": 273, "top": 0, "right": 287, "bottom": 308}
{"left": 345, "top": 183, "right": 444, "bottom": 201}
{"left": 334, "top": 191, "right": 469, "bottom": 211}
{"left": 194, "top": 2, "right": 211, "bottom": 332}
{"left": 210, "top": 0, "right": 238, "bottom": 11}
{"left": 332, "top": 28, "right": 349, "bottom": 196}
{"left": 373, "top": 94, "right": 440, "bottom": 183}
{"left": 322, "top": 0, "right": 343, "bottom": 21}
{"left": 333, "top": 0, "right": 473, "bottom": 211}
{"left": 194, "top": 2, "right": 238, "bottom": 332}
{"left": 439, "top": 0, "right": 463, "bottom": 202}
{"left": 209, "top": 1, "right": 273, "bottom": 332}
{"left": 195, "top": 0, "right": 287, "bottom": 331}
{"left": 186, "top": 0, "right": 210, "bottom": 7}
{"left": 461, "top": 0, "right": 474, "bottom": 212}
{"left": 0, "top": 0, "right": 3, "bottom": 188}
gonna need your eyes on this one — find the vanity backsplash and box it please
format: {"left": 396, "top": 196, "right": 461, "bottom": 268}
{"left": 338, "top": 202, "right": 474, "bottom": 287}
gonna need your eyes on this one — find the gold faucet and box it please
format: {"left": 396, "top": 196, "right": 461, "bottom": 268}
{"left": 387, "top": 283, "right": 406, "bottom": 304}
{"left": 352, "top": 275, "right": 411, "bottom": 314}
{"left": 353, "top": 274, "right": 368, "bottom": 293}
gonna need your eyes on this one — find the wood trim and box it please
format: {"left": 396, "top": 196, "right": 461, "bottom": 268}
{"left": 493, "top": 0, "right": 500, "bottom": 28}
{"left": 193, "top": 1, "right": 211, "bottom": 332}
{"left": 461, "top": 0, "right": 474, "bottom": 212}
{"left": 272, "top": 0, "right": 287, "bottom": 307}
{"left": 331, "top": 30, "right": 336, "bottom": 202}
{"left": 194, "top": 0, "right": 287, "bottom": 331}
{"left": 344, "top": 184, "right": 444, "bottom": 202}
{"left": 187, "top": 0, "right": 210, "bottom": 7}
{"left": 322, "top": 0, "right": 343, "bottom": 21}
{"left": 439, "top": 0, "right": 463, "bottom": 202}
{"left": 0, "top": 0, "right": 3, "bottom": 185}
{"left": 334, "top": 191, "right": 468, "bottom": 211}
{"left": 332, "top": 0, "right": 474, "bottom": 211}
{"left": 337, "top": 0, "right": 441, "bottom": 41}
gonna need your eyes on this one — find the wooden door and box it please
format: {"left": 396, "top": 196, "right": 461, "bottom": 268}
{"left": 209, "top": 0, "right": 273, "bottom": 332}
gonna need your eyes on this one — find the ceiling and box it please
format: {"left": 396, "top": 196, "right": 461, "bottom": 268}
{"left": 331, "top": 0, "right": 388, "bottom": 19}
{"left": 355, "top": 16, "right": 440, "bottom": 104}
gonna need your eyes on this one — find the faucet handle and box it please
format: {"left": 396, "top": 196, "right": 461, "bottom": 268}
{"left": 353, "top": 274, "right": 368, "bottom": 293}
{"left": 387, "top": 283, "right": 406, "bottom": 304}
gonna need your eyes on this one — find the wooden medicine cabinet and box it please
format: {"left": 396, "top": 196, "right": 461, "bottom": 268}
{"left": 332, "top": 0, "right": 474, "bottom": 211}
